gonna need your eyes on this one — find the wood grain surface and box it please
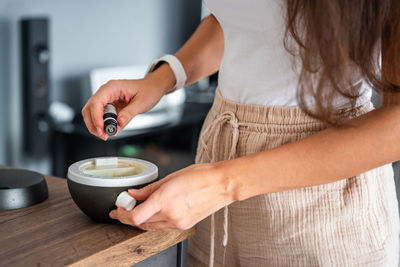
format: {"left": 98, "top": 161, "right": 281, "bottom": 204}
{"left": 0, "top": 174, "right": 195, "bottom": 267}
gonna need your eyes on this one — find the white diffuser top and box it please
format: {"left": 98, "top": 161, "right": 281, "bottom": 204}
{"left": 67, "top": 157, "right": 158, "bottom": 187}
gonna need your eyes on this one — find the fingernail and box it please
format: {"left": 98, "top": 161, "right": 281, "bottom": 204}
{"left": 119, "top": 115, "right": 127, "bottom": 126}
{"left": 109, "top": 210, "right": 116, "bottom": 218}
{"left": 128, "top": 189, "right": 139, "bottom": 194}
{"left": 96, "top": 127, "right": 102, "bottom": 136}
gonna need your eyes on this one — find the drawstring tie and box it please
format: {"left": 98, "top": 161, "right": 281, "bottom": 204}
{"left": 199, "top": 111, "right": 241, "bottom": 267}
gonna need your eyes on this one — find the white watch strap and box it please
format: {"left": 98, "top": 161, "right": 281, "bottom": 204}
{"left": 147, "top": 54, "right": 187, "bottom": 92}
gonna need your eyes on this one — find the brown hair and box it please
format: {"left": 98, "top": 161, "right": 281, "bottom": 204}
{"left": 284, "top": 0, "right": 400, "bottom": 125}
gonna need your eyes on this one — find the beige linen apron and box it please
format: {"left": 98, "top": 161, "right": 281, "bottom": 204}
{"left": 188, "top": 89, "right": 400, "bottom": 267}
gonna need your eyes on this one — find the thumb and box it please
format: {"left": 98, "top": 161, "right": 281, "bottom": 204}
{"left": 117, "top": 98, "right": 142, "bottom": 128}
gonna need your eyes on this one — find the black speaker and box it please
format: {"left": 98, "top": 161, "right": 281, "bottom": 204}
{"left": 21, "top": 18, "right": 50, "bottom": 155}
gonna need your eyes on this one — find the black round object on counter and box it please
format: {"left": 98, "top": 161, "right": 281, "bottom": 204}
{"left": 0, "top": 169, "right": 48, "bottom": 210}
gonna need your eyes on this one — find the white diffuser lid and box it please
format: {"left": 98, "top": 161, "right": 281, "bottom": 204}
{"left": 67, "top": 157, "right": 158, "bottom": 187}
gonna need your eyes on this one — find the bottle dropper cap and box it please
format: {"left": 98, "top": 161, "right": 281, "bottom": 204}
{"left": 105, "top": 123, "right": 117, "bottom": 136}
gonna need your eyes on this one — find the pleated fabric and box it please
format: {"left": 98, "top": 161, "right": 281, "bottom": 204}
{"left": 188, "top": 89, "right": 400, "bottom": 267}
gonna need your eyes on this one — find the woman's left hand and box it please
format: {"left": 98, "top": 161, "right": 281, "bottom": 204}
{"left": 109, "top": 163, "right": 236, "bottom": 231}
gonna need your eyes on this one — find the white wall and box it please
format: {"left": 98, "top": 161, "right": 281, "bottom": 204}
{"left": 0, "top": 0, "right": 201, "bottom": 172}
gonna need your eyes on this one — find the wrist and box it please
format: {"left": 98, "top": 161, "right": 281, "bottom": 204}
{"left": 144, "top": 63, "right": 176, "bottom": 95}
{"left": 213, "top": 160, "right": 244, "bottom": 203}
{"left": 146, "top": 54, "right": 187, "bottom": 94}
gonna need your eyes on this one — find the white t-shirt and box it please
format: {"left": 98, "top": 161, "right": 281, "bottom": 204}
{"left": 204, "top": 0, "right": 372, "bottom": 108}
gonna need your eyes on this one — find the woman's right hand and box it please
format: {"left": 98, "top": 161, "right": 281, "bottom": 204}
{"left": 82, "top": 14, "right": 224, "bottom": 140}
{"left": 81, "top": 64, "right": 175, "bottom": 140}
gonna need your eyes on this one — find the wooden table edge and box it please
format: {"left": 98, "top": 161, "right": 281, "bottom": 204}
{"left": 68, "top": 227, "right": 196, "bottom": 266}
{"left": 0, "top": 166, "right": 196, "bottom": 266}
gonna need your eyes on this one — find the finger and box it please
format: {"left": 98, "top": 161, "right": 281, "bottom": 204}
{"left": 109, "top": 207, "right": 134, "bottom": 226}
{"left": 128, "top": 167, "right": 191, "bottom": 201}
{"left": 139, "top": 221, "right": 179, "bottom": 232}
{"left": 144, "top": 211, "right": 192, "bottom": 230}
{"left": 142, "top": 211, "right": 165, "bottom": 223}
{"left": 82, "top": 99, "right": 106, "bottom": 140}
{"left": 82, "top": 106, "right": 99, "bottom": 137}
{"left": 128, "top": 179, "right": 168, "bottom": 201}
{"left": 109, "top": 209, "right": 117, "bottom": 219}
{"left": 94, "top": 80, "right": 123, "bottom": 104}
{"left": 117, "top": 96, "right": 142, "bottom": 128}
{"left": 141, "top": 212, "right": 184, "bottom": 229}
{"left": 127, "top": 171, "right": 185, "bottom": 201}
{"left": 130, "top": 195, "right": 161, "bottom": 225}
{"left": 89, "top": 100, "right": 108, "bottom": 140}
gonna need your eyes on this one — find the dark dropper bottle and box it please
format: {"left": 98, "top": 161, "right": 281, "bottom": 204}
{"left": 103, "top": 103, "right": 118, "bottom": 136}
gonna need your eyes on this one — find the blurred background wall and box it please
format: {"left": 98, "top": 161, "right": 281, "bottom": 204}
{"left": 0, "top": 0, "right": 202, "bottom": 173}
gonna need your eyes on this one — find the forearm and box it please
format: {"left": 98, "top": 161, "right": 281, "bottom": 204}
{"left": 175, "top": 15, "right": 224, "bottom": 85}
{"left": 147, "top": 15, "right": 224, "bottom": 93}
{"left": 219, "top": 104, "right": 400, "bottom": 201}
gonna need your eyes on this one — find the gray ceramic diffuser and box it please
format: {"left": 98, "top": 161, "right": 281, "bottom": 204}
{"left": 67, "top": 157, "right": 158, "bottom": 223}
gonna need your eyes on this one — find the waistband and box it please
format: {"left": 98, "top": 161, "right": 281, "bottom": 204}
{"left": 210, "top": 89, "right": 373, "bottom": 133}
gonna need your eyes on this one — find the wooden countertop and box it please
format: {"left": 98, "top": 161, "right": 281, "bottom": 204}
{"left": 0, "top": 173, "right": 195, "bottom": 267}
